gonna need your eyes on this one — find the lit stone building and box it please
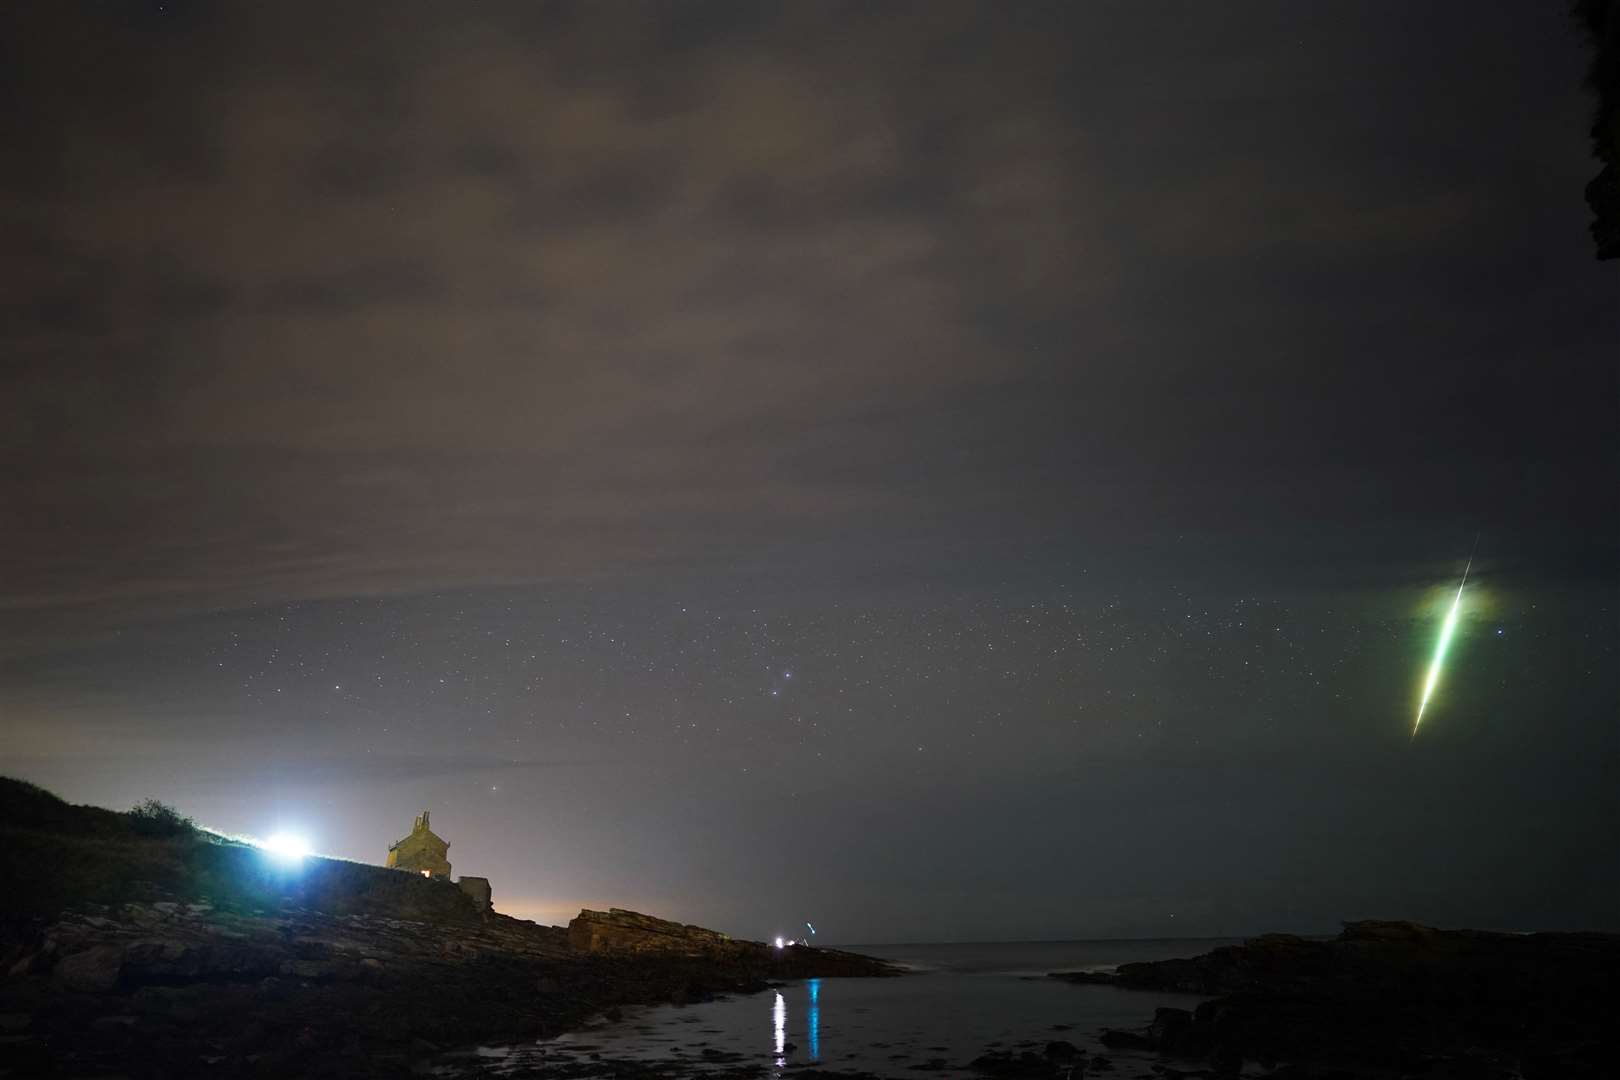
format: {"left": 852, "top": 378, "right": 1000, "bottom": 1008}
{"left": 386, "top": 810, "right": 452, "bottom": 880}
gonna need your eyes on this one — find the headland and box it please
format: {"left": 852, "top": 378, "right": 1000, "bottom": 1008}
{"left": 0, "top": 778, "right": 893, "bottom": 1077}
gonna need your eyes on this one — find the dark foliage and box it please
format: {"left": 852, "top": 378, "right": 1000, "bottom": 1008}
{"left": 1574, "top": 0, "right": 1620, "bottom": 257}
{"left": 127, "top": 798, "right": 195, "bottom": 837}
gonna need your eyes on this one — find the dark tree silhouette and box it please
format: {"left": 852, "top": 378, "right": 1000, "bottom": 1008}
{"left": 1575, "top": 0, "right": 1619, "bottom": 258}
{"left": 128, "top": 798, "right": 195, "bottom": 836}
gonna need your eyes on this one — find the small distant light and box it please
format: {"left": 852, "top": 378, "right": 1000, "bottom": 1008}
{"left": 261, "top": 832, "right": 311, "bottom": 862}
{"left": 774, "top": 936, "right": 785, "bottom": 949}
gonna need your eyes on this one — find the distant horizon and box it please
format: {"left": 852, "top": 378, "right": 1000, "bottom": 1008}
{"left": 9, "top": 771, "right": 1609, "bottom": 944}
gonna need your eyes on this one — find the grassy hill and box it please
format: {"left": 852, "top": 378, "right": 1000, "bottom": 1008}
{"left": 0, "top": 777, "right": 485, "bottom": 925}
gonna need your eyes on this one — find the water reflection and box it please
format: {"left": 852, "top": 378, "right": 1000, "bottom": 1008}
{"left": 492, "top": 941, "right": 1229, "bottom": 1079}
{"left": 771, "top": 991, "right": 786, "bottom": 1062}
{"left": 806, "top": 979, "right": 821, "bottom": 1061}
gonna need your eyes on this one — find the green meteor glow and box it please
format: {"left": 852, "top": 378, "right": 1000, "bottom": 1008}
{"left": 1413, "top": 555, "right": 1472, "bottom": 736}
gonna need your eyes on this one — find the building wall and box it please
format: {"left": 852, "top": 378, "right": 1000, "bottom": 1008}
{"left": 386, "top": 830, "right": 452, "bottom": 880}
{"left": 457, "top": 876, "right": 492, "bottom": 911}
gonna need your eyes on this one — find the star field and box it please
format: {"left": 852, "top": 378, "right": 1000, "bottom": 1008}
{"left": 2, "top": 1, "right": 1616, "bottom": 941}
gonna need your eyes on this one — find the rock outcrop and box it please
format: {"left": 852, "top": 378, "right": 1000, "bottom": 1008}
{"left": 1052, "top": 920, "right": 1620, "bottom": 1078}
{"left": 565, "top": 907, "right": 895, "bottom": 980}
{"left": 568, "top": 907, "right": 734, "bottom": 954}
{"left": 0, "top": 777, "right": 897, "bottom": 1076}
{"left": 0, "top": 900, "right": 892, "bottom": 1078}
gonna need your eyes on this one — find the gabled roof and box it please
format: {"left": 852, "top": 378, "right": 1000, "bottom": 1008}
{"left": 388, "top": 828, "right": 448, "bottom": 850}
{"left": 388, "top": 809, "right": 449, "bottom": 851}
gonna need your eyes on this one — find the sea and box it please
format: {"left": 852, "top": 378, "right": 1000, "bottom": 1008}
{"left": 446, "top": 938, "right": 1238, "bottom": 1078}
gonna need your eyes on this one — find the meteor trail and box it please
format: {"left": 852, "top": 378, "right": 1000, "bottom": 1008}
{"left": 1412, "top": 543, "right": 1476, "bottom": 737}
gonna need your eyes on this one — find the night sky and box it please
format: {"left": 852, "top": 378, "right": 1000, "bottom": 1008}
{"left": 4, "top": 2, "right": 1616, "bottom": 943}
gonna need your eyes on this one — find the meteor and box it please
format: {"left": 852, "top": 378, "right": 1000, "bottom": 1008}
{"left": 1412, "top": 548, "right": 1474, "bottom": 737}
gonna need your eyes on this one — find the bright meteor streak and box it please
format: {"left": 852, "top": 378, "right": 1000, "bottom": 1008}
{"left": 1413, "top": 551, "right": 1473, "bottom": 737}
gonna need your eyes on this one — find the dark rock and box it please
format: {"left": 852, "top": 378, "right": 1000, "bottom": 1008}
{"left": 1049, "top": 969, "right": 1117, "bottom": 985}
{"left": 2, "top": 897, "right": 892, "bottom": 1078}
{"left": 1208, "top": 1042, "right": 1242, "bottom": 1077}
{"left": 1043, "top": 1040, "right": 1080, "bottom": 1061}
{"left": 5, "top": 951, "right": 42, "bottom": 977}
{"left": 1148, "top": 1007, "right": 1193, "bottom": 1046}
{"left": 1109, "top": 921, "right": 1620, "bottom": 1078}
{"left": 51, "top": 944, "right": 124, "bottom": 992}
{"left": 0, "top": 1035, "right": 52, "bottom": 1075}
{"left": 1098, "top": 1029, "right": 1151, "bottom": 1050}
{"left": 1137, "top": 1005, "right": 1215, "bottom": 1058}
{"left": 969, "top": 1049, "right": 1057, "bottom": 1077}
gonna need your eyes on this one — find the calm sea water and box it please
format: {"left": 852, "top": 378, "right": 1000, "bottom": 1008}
{"left": 456, "top": 939, "right": 1237, "bottom": 1078}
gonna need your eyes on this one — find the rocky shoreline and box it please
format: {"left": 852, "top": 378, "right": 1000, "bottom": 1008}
{"left": 0, "top": 777, "right": 896, "bottom": 1077}
{"left": 1051, "top": 920, "right": 1620, "bottom": 1079}
{"left": 7, "top": 778, "right": 1616, "bottom": 1080}
{"left": 12, "top": 904, "right": 1620, "bottom": 1080}
{"left": 0, "top": 901, "right": 894, "bottom": 1078}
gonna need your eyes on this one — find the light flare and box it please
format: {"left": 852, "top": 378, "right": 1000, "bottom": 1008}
{"left": 260, "top": 832, "right": 312, "bottom": 862}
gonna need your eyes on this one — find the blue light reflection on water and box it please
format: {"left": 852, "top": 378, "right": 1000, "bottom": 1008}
{"left": 502, "top": 940, "right": 1233, "bottom": 1078}
{"left": 806, "top": 978, "right": 821, "bottom": 1061}
{"left": 774, "top": 981, "right": 821, "bottom": 1065}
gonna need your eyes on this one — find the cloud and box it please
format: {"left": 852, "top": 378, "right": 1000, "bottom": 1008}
{"left": 241, "top": 753, "right": 598, "bottom": 785}
{"left": 2, "top": 2, "right": 1613, "bottom": 649}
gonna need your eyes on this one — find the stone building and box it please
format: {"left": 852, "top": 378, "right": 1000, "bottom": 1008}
{"left": 386, "top": 810, "right": 452, "bottom": 880}
{"left": 456, "top": 876, "right": 492, "bottom": 912}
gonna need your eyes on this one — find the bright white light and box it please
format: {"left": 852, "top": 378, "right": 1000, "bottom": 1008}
{"left": 773, "top": 991, "right": 786, "bottom": 1057}
{"left": 261, "top": 832, "right": 311, "bottom": 861}
{"left": 774, "top": 936, "right": 785, "bottom": 949}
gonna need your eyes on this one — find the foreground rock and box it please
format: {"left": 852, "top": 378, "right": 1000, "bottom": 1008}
{"left": 1052, "top": 920, "right": 1620, "bottom": 1078}
{"left": 569, "top": 907, "right": 735, "bottom": 953}
{"left": 0, "top": 901, "right": 894, "bottom": 1078}
{"left": 567, "top": 907, "right": 884, "bottom": 976}
{"left": 0, "top": 776, "right": 896, "bottom": 1077}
